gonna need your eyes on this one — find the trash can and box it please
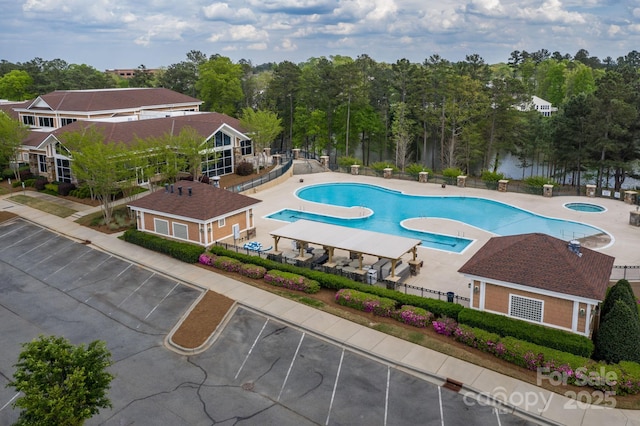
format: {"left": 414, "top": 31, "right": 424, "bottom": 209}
{"left": 366, "top": 269, "right": 378, "bottom": 284}
{"left": 446, "top": 291, "right": 455, "bottom": 303}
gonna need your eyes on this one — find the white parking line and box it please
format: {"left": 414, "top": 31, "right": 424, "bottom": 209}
{"left": 47, "top": 249, "right": 91, "bottom": 279}
{"left": 116, "top": 272, "right": 155, "bottom": 308}
{"left": 66, "top": 255, "right": 112, "bottom": 290}
{"left": 0, "top": 228, "right": 43, "bottom": 252}
{"left": 0, "top": 393, "right": 20, "bottom": 412}
{"left": 144, "top": 282, "right": 178, "bottom": 320}
{"left": 384, "top": 366, "right": 390, "bottom": 426}
{"left": 277, "top": 332, "right": 305, "bottom": 401}
{"left": 15, "top": 235, "right": 56, "bottom": 258}
{"left": 235, "top": 318, "right": 269, "bottom": 380}
{"left": 325, "top": 348, "right": 345, "bottom": 426}
{"left": 438, "top": 386, "right": 444, "bottom": 426}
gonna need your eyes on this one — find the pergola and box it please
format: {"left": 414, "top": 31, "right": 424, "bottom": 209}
{"left": 270, "top": 220, "right": 422, "bottom": 278}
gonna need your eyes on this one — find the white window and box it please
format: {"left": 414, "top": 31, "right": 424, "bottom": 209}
{"left": 38, "top": 155, "right": 47, "bottom": 173}
{"left": 154, "top": 218, "right": 169, "bottom": 235}
{"left": 173, "top": 223, "right": 188, "bottom": 240}
{"left": 218, "top": 218, "right": 225, "bottom": 227}
{"left": 509, "top": 294, "right": 543, "bottom": 323}
{"left": 38, "top": 117, "right": 54, "bottom": 127}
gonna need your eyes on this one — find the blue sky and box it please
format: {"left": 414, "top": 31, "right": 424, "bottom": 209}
{"left": 1, "top": 0, "right": 639, "bottom": 70}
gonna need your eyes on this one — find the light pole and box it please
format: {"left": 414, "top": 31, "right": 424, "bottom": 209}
{"left": 345, "top": 93, "right": 351, "bottom": 157}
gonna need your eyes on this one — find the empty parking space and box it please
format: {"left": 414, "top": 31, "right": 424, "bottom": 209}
{"left": 199, "top": 307, "right": 536, "bottom": 425}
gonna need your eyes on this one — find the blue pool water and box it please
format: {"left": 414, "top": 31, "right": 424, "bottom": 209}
{"left": 266, "top": 183, "right": 608, "bottom": 253}
{"left": 564, "top": 202, "right": 606, "bottom": 213}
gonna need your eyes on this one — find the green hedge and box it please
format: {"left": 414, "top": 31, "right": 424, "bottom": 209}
{"left": 457, "top": 308, "right": 594, "bottom": 358}
{"left": 208, "top": 246, "right": 463, "bottom": 319}
{"left": 121, "top": 229, "right": 203, "bottom": 263}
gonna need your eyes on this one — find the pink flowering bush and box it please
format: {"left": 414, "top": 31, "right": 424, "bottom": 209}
{"left": 199, "top": 253, "right": 217, "bottom": 266}
{"left": 335, "top": 289, "right": 396, "bottom": 317}
{"left": 393, "top": 305, "right": 433, "bottom": 328}
{"left": 264, "top": 270, "right": 320, "bottom": 293}
{"left": 238, "top": 264, "right": 267, "bottom": 279}
{"left": 212, "top": 256, "right": 242, "bottom": 273}
{"left": 432, "top": 317, "right": 458, "bottom": 336}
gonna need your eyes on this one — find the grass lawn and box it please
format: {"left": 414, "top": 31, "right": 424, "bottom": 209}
{"left": 9, "top": 194, "right": 76, "bottom": 218}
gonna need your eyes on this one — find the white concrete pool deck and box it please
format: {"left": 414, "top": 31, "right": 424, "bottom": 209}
{"left": 244, "top": 169, "right": 640, "bottom": 299}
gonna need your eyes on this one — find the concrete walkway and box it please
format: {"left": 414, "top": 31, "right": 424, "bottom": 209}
{"left": 1, "top": 183, "right": 640, "bottom": 426}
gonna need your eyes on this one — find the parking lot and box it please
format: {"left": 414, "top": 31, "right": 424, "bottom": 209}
{"left": 0, "top": 218, "right": 536, "bottom": 425}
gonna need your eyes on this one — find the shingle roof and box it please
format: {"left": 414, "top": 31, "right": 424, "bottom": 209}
{"left": 458, "top": 233, "right": 615, "bottom": 300}
{"left": 0, "top": 101, "right": 29, "bottom": 120}
{"left": 51, "top": 113, "right": 248, "bottom": 147}
{"left": 30, "top": 88, "right": 201, "bottom": 112}
{"left": 128, "top": 181, "right": 261, "bottom": 221}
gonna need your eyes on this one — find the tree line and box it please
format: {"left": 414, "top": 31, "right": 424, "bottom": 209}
{"left": 2, "top": 48, "right": 640, "bottom": 190}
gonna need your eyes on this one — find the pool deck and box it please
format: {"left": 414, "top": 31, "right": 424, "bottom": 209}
{"left": 244, "top": 169, "right": 640, "bottom": 299}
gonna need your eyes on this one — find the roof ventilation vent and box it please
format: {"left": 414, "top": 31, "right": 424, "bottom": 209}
{"left": 568, "top": 240, "right": 582, "bottom": 257}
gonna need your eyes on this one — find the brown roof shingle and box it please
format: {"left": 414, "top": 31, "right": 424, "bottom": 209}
{"left": 51, "top": 113, "right": 247, "bottom": 147}
{"left": 458, "top": 233, "right": 615, "bottom": 300}
{"left": 31, "top": 88, "right": 201, "bottom": 112}
{"left": 128, "top": 181, "right": 261, "bottom": 221}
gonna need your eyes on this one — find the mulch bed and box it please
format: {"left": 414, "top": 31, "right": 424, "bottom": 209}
{"left": 170, "top": 290, "right": 235, "bottom": 348}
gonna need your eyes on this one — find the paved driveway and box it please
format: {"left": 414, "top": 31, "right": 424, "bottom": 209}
{"left": 0, "top": 219, "right": 537, "bottom": 425}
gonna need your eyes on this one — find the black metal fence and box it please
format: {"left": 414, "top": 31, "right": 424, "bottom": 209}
{"left": 330, "top": 166, "right": 640, "bottom": 202}
{"left": 611, "top": 265, "right": 640, "bottom": 282}
{"left": 227, "top": 158, "right": 293, "bottom": 193}
{"left": 394, "top": 281, "right": 470, "bottom": 307}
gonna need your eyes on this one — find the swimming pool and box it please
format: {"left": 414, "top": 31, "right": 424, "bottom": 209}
{"left": 564, "top": 202, "right": 606, "bottom": 213}
{"left": 266, "top": 182, "right": 608, "bottom": 253}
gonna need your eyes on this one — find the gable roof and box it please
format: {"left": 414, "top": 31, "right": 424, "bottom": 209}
{"left": 128, "top": 181, "right": 261, "bottom": 221}
{"left": 51, "top": 113, "right": 248, "bottom": 147}
{"left": 24, "top": 88, "right": 201, "bottom": 113}
{"left": 458, "top": 233, "right": 614, "bottom": 300}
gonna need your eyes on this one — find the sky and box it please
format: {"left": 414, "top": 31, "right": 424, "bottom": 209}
{"left": 1, "top": 0, "right": 639, "bottom": 71}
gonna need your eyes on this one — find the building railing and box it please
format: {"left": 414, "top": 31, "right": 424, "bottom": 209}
{"left": 611, "top": 265, "right": 640, "bottom": 282}
{"left": 226, "top": 158, "right": 293, "bottom": 193}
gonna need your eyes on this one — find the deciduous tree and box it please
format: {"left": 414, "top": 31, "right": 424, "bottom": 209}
{"left": 8, "top": 335, "right": 113, "bottom": 426}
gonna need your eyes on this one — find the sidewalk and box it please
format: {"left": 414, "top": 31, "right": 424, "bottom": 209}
{"left": 1, "top": 195, "right": 639, "bottom": 426}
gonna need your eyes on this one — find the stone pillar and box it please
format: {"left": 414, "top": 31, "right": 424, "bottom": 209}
{"left": 350, "top": 164, "right": 360, "bottom": 175}
{"left": 457, "top": 175, "right": 467, "bottom": 188}
{"left": 383, "top": 168, "right": 393, "bottom": 179}
{"left": 630, "top": 211, "right": 640, "bottom": 227}
{"left": 543, "top": 184, "right": 554, "bottom": 197}
{"left": 418, "top": 171, "right": 429, "bottom": 183}
{"left": 292, "top": 148, "right": 300, "bottom": 159}
{"left": 320, "top": 156, "right": 329, "bottom": 169}
{"left": 624, "top": 191, "right": 638, "bottom": 205}
{"left": 586, "top": 184, "right": 596, "bottom": 198}
{"left": 498, "top": 179, "right": 509, "bottom": 192}
{"left": 264, "top": 147, "right": 271, "bottom": 157}
{"left": 272, "top": 154, "right": 281, "bottom": 165}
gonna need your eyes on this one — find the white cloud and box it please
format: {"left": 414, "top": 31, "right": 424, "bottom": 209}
{"left": 202, "top": 3, "right": 256, "bottom": 23}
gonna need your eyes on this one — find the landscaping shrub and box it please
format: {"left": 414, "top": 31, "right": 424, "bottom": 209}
{"left": 235, "top": 161, "right": 254, "bottom": 176}
{"left": 44, "top": 183, "right": 59, "bottom": 195}
{"left": 337, "top": 156, "right": 362, "bottom": 167}
{"left": 264, "top": 270, "right": 320, "bottom": 293}
{"left": 34, "top": 177, "right": 48, "bottom": 191}
{"left": 392, "top": 305, "right": 433, "bottom": 328}
{"left": 457, "top": 308, "right": 594, "bottom": 357}
{"left": 2, "top": 168, "right": 14, "bottom": 179}
{"left": 600, "top": 279, "right": 638, "bottom": 321}
{"left": 57, "top": 182, "right": 76, "bottom": 196}
{"left": 480, "top": 170, "right": 504, "bottom": 190}
{"left": 405, "top": 163, "right": 431, "bottom": 180}
{"left": 432, "top": 317, "right": 458, "bottom": 336}
{"left": 593, "top": 300, "right": 640, "bottom": 364}
{"left": 442, "top": 167, "right": 463, "bottom": 184}
{"left": 335, "top": 289, "right": 396, "bottom": 317}
{"left": 523, "top": 176, "right": 552, "bottom": 195}
{"left": 370, "top": 162, "right": 397, "bottom": 172}
{"left": 239, "top": 264, "right": 267, "bottom": 279}
{"left": 121, "top": 229, "right": 203, "bottom": 263}
{"left": 23, "top": 178, "right": 36, "bottom": 187}
{"left": 69, "top": 186, "right": 92, "bottom": 199}
{"left": 199, "top": 253, "right": 217, "bottom": 266}
{"left": 211, "top": 256, "right": 243, "bottom": 273}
